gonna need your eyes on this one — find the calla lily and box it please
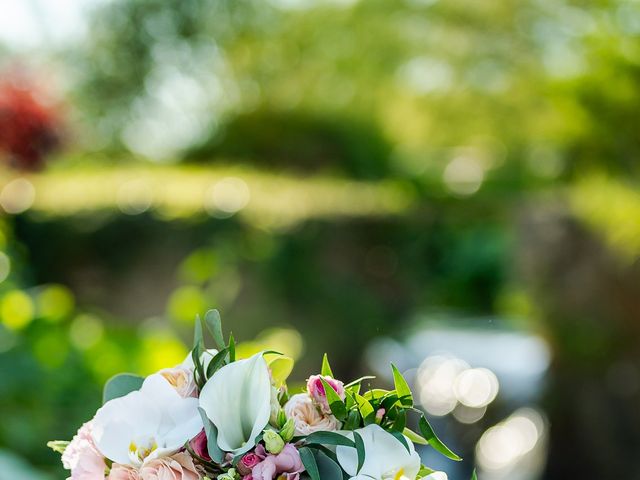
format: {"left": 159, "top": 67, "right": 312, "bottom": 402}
{"left": 336, "top": 424, "right": 421, "bottom": 480}
{"left": 92, "top": 374, "right": 202, "bottom": 466}
{"left": 199, "top": 352, "right": 272, "bottom": 455}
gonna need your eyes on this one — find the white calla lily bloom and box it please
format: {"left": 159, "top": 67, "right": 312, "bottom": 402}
{"left": 91, "top": 374, "right": 202, "bottom": 466}
{"left": 336, "top": 424, "right": 421, "bottom": 480}
{"left": 199, "top": 352, "right": 272, "bottom": 455}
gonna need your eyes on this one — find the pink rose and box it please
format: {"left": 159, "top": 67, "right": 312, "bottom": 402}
{"left": 251, "top": 444, "right": 304, "bottom": 480}
{"left": 189, "top": 429, "right": 211, "bottom": 461}
{"left": 108, "top": 464, "right": 140, "bottom": 480}
{"left": 306, "top": 375, "right": 345, "bottom": 414}
{"left": 237, "top": 452, "right": 262, "bottom": 476}
{"left": 139, "top": 452, "right": 200, "bottom": 480}
{"left": 62, "top": 421, "right": 106, "bottom": 480}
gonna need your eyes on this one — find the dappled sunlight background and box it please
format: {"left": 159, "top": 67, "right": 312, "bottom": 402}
{"left": 1, "top": 0, "right": 640, "bottom": 479}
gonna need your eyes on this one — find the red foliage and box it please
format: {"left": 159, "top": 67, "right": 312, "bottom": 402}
{"left": 0, "top": 80, "right": 62, "bottom": 170}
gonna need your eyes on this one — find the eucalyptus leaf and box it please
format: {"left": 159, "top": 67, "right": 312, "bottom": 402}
{"left": 204, "top": 309, "right": 225, "bottom": 350}
{"left": 353, "top": 430, "right": 366, "bottom": 474}
{"left": 389, "top": 430, "right": 411, "bottom": 454}
{"left": 315, "top": 450, "right": 345, "bottom": 480}
{"left": 300, "top": 447, "right": 320, "bottom": 480}
{"left": 305, "top": 431, "right": 355, "bottom": 448}
{"left": 102, "top": 373, "right": 144, "bottom": 404}
{"left": 419, "top": 415, "right": 462, "bottom": 461}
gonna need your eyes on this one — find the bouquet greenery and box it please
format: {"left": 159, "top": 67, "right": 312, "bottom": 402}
{"left": 49, "top": 310, "right": 464, "bottom": 480}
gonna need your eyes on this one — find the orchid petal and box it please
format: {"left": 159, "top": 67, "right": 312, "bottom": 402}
{"left": 336, "top": 424, "right": 421, "bottom": 480}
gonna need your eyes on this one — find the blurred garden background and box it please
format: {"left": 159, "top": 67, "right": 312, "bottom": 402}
{"left": 1, "top": 0, "right": 640, "bottom": 479}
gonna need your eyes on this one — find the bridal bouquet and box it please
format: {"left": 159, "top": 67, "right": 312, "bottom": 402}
{"left": 49, "top": 310, "right": 461, "bottom": 480}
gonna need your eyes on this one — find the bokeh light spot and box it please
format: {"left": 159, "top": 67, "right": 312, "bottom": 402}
{"left": 1, "top": 290, "right": 34, "bottom": 330}
{"left": 0, "top": 178, "right": 36, "bottom": 214}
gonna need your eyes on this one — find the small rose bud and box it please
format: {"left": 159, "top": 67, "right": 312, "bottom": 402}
{"left": 279, "top": 417, "right": 295, "bottom": 443}
{"left": 263, "top": 429, "right": 285, "bottom": 454}
{"left": 237, "top": 452, "right": 261, "bottom": 476}
{"left": 375, "top": 408, "right": 386, "bottom": 424}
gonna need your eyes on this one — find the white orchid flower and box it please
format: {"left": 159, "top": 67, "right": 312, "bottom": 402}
{"left": 91, "top": 373, "right": 202, "bottom": 466}
{"left": 336, "top": 424, "right": 421, "bottom": 480}
{"left": 199, "top": 352, "right": 272, "bottom": 455}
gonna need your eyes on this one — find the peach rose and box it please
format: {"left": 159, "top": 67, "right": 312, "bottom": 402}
{"left": 283, "top": 393, "right": 340, "bottom": 436}
{"left": 159, "top": 367, "right": 197, "bottom": 398}
{"left": 139, "top": 452, "right": 200, "bottom": 480}
{"left": 62, "top": 421, "right": 106, "bottom": 480}
{"left": 108, "top": 464, "right": 140, "bottom": 480}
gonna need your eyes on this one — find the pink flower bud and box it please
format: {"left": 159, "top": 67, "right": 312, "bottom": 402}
{"left": 189, "top": 429, "right": 210, "bottom": 461}
{"left": 306, "top": 375, "right": 345, "bottom": 414}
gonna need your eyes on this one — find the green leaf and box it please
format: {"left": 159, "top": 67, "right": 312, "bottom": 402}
{"left": 343, "top": 410, "right": 361, "bottom": 431}
{"left": 419, "top": 415, "right": 462, "bottom": 461}
{"left": 305, "top": 431, "right": 355, "bottom": 448}
{"left": 192, "top": 315, "right": 205, "bottom": 385}
{"left": 470, "top": 469, "right": 478, "bottom": 480}
{"left": 299, "top": 447, "right": 320, "bottom": 480}
{"left": 320, "top": 378, "right": 347, "bottom": 421}
{"left": 198, "top": 407, "right": 225, "bottom": 463}
{"left": 418, "top": 466, "right": 436, "bottom": 478}
{"left": 391, "top": 364, "right": 413, "bottom": 407}
{"left": 353, "top": 430, "right": 366, "bottom": 474}
{"left": 354, "top": 393, "right": 375, "bottom": 424}
{"left": 346, "top": 383, "right": 361, "bottom": 397}
{"left": 392, "top": 409, "right": 406, "bottom": 432}
{"left": 206, "top": 347, "right": 229, "bottom": 378}
{"left": 344, "top": 376, "right": 376, "bottom": 389}
{"left": 315, "top": 450, "right": 345, "bottom": 480}
{"left": 228, "top": 332, "right": 236, "bottom": 362}
{"left": 103, "top": 373, "right": 144, "bottom": 404}
{"left": 345, "top": 390, "right": 356, "bottom": 410}
{"left": 321, "top": 353, "right": 334, "bottom": 377}
{"left": 46, "top": 440, "right": 69, "bottom": 454}
{"left": 204, "top": 309, "right": 225, "bottom": 350}
{"left": 403, "top": 428, "right": 428, "bottom": 445}
{"left": 362, "top": 389, "right": 389, "bottom": 403}
{"left": 389, "top": 430, "right": 411, "bottom": 453}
